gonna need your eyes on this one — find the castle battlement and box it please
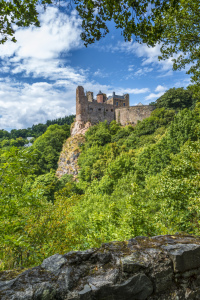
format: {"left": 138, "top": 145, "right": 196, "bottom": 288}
{"left": 72, "top": 86, "right": 155, "bottom": 135}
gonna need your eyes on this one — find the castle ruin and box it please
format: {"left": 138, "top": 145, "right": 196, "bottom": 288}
{"left": 72, "top": 86, "right": 155, "bottom": 135}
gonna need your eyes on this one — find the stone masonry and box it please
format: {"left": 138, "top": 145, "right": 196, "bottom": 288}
{"left": 72, "top": 86, "right": 155, "bottom": 135}
{"left": 2, "top": 234, "right": 200, "bottom": 299}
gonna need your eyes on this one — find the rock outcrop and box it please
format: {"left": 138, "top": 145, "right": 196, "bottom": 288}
{"left": 71, "top": 121, "right": 92, "bottom": 136}
{"left": 56, "top": 121, "right": 92, "bottom": 179}
{"left": 2, "top": 235, "right": 200, "bottom": 299}
{"left": 56, "top": 134, "right": 85, "bottom": 179}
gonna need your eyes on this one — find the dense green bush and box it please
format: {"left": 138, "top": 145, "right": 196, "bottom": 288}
{"left": 32, "top": 124, "right": 70, "bottom": 173}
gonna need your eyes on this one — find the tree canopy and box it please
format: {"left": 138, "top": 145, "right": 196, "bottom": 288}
{"left": 75, "top": 0, "right": 200, "bottom": 84}
{"left": 1, "top": 0, "right": 199, "bottom": 84}
{"left": 32, "top": 124, "right": 70, "bottom": 173}
{"left": 151, "top": 87, "right": 197, "bottom": 110}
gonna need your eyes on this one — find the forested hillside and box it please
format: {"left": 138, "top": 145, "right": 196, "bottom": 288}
{"left": 1, "top": 88, "right": 200, "bottom": 272}
{"left": 0, "top": 115, "right": 75, "bottom": 149}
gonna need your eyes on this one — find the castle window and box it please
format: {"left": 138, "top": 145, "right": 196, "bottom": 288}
{"left": 98, "top": 108, "right": 101, "bottom": 111}
{"left": 106, "top": 109, "right": 108, "bottom": 111}
{"left": 116, "top": 102, "right": 118, "bottom": 106}
{"left": 89, "top": 108, "right": 93, "bottom": 111}
{"left": 123, "top": 103, "right": 125, "bottom": 107}
{"left": 111, "top": 109, "right": 113, "bottom": 112}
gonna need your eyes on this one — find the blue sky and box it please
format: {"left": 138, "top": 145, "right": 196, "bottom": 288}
{"left": 0, "top": 3, "right": 191, "bottom": 130}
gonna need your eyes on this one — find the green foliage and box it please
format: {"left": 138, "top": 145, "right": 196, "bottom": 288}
{"left": 111, "top": 125, "right": 134, "bottom": 143}
{"left": 0, "top": 115, "right": 75, "bottom": 142}
{"left": 78, "top": 110, "right": 175, "bottom": 184}
{"left": 1, "top": 1, "right": 199, "bottom": 83}
{"left": 134, "top": 108, "right": 175, "bottom": 136}
{"left": 0, "top": 137, "right": 28, "bottom": 149}
{"left": 3, "top": 103, "right": 200, "bottom": 271}
{"left": 157, "top": 0, "right": 200, "bottom": 84}
{"left": 147, "top": 140, "right": 200, "bottom": 234}
{"left": 0, "top": 146, "right": 81, "bottom": 270}
{"left": 0, "top": 147, "right": 46, "bottom": 268}
{"left": 0, "top": 0, "right": 40, "bottom": 44}
{"left": 70, "top": 104, "right": 200, "bottom": 250}
{"left": 75, "top": 0, "right": 200, "bottom": 83}
{"left": 133, "top": 108, "right": 200, "bottom": 184}
{"left": 155, "top": 88, "right": 197, "bottom": 110}
{"left": 32, "top": 124, "right": 70, "bottom": 173}
{"left": 46, "top": 115, "right": 75, "bottom": 126}
{"left": 65, "top": 174, "right": 157, "bottom": 250}
{"left": 84, "top": 121, "right": 111, "bottom": 147}
{"left": 31, "top": 171, "right": 79, "bottom": 203}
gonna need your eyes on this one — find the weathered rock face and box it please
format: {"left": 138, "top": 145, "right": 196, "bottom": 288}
{"left": 2, "top": 235, "right": 200, "bottom": 300}
{"left": 56, "top": 134, "right": 85, "bottom": 179}
{"left": 71, "top": 121, "right": 92, "bottom": 137}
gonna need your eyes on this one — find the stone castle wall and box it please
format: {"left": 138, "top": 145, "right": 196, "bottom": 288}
{"left": 75, "top": 86, "right": 156, "bottom": 133}
{"left": 76, "top": 86, "right": 114, "bottom": 124}
{"left": 115, "top": 105, "right": 156, "bottom": 126}
{"left": 87, "top": 102, "right": 114, "bottom": 124}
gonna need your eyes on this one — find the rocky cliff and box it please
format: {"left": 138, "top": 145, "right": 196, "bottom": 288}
{"left": 56, "top": 134, "right": 85, "bottom": 179}
{"left": 1, "top": 234, "right": 200, "bottom": 299}
{"left": 56, "top": 121, "right": 92, "bottom": 179}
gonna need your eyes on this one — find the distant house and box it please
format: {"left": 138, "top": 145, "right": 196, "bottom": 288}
{"left": 24, "top": 137, "right": 34, "bottom": 147}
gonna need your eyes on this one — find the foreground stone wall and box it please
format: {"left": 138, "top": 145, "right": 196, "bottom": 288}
{"left": 2, "top": 235, "right": 200, "bottom": 299}
{"left": 115, "top": 105, "right": 156, "bottom": 126}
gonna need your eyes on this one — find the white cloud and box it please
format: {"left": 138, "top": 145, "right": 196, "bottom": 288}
{"left": 0, "top": 78, "right": 76, "bottom": 129}
{"left": 128, "top": 65, "right": 134, "bottom": 72}
{"left": 0, "top": 6, "right": 83, "bottom": 82}
{"left": 134, "top": 67, "right": 153, "bottom": 76}
{"left": 145, "top": 92, "right": 165, "bottom": 101}
{"left": 0, "top": 76, "right": 150, "bottom": 129}
{"left": 1, "top": 7, "right": 82, "bottom": 60}
{"left": 0, "top": 6, "right": 87, "bottom": 129}
{"left": 0, "top": 6, "right": 154, "bottom": 129}
{"left": 115, "top": 87, "right": 150, "bottom": 95}
{"left": 94, "top": 69, "right": 109, "bottom": 78}
{"left": 105, "top": 41, "right": 179, "bottom": 75}
{"left": 155, "top": 85, "right": 167, "bottom": 92}
{"left": 174, "top": 78, "right": 191, "bottom": 88}
{"left": 157, "top": 70, "right": 173, "bottom": 77}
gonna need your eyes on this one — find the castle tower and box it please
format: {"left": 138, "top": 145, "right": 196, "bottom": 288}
{"left": 76, "top": 86, "right": 88, "bottom": 122}
{"left": 103, "top": 93, "right": 107, "bottom": 102}
{"left": 124, "top": 94, "right": 129, "bottom": 106}
{"left": 86, "top": 91, "right": 93, "bottom": 102}
{"left": 97, "top": 91, "right": 104, "bottom": 103}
